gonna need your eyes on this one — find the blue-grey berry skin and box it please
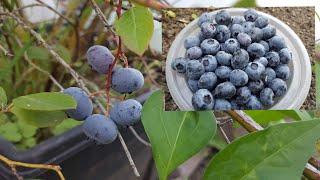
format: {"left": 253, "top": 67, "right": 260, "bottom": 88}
{"left": 260, "top": 88, "right": 274, "bottom": 106}
{"left": 216, "top": 25, "right": 231, "bottom": 43}
{"left": 244, "top": 9, "right": 259, "bottom": 22}
{"left": 279, "top": 48, "right": 292, "bottom": 64}
{"left": 201, "top": 22, "right": 217, "bottom": 38}
{"left": 200, "top": 55, "right": 218, "bottom": 72}
{"left": 110, "top": 99, "right": 142, "bottom": 126}
{"left": 265, "top": 51, "right": 280, "bottom": 67}
{"left": 231, "top": 16, "right": 245, "bottom": 25}
{"left": 216, "top": 51, "right": 232, "bottom": 66}
{"left": 198, "top": 72, "right": 218, "bottom": 90}
{"left": 224, "top": 38, "right": 240, "bottom": 54}
{"left": 83, "top": 114, "right": 118, "bottom": 144}
{"left": 230, "top": 24, "right": 244, "bottom": 38}
{"left": 186, "top": 60, "right": 205, "bottom": 80}
{"left": 111, "top": 68, "right": 144, "bottom": 93}
{"left": 230, "top": 99, "right": 240, "bottom": 109}
{"left": 269, "top": 78, "right": 287, "bottom": 97}
{"left": 275, "top": 64, "right": 290, "bottom": 80}
{"left": 259, "top": 40, "right": 270, "bottom": 52}
{"left": 214, "top": 99, "right": 232, "bottom": 110}
{"left": 198, "top": 32, "right": 206, "bottom": 42}
{"left": 184, "top": 36, "right": 200, "bottom": 49}
{"left": 262, "top": 25, "right": 276, "bottom": 40}
{"left": 198, "top": 12, "right": 215, "bottom": 27}
{"left": 231, "top": 49, "right": 249, "bottom": 69}
{"left": 229, "top": 69, "right": 249, "bottom": 87}
{"left": 246, "top": 96, "right": 263, "bottom": 110}
{"left": 262, "top": 67, "right": 276, "bottom": 85}
{"left": 247, "top": 43, "right": 266, "bottom": 58}
{"left": 171, "top": 57, "right": 187, "bottom": 73}
{"left": 242, "top": 21, "right": 255, "bottom": 33}
{"left": 269, "top": 35, "right": 286, "bottom": 51}
{"left": 215, "top": 66, "right": 232, "bottom": 80}
{"left": 186, "top": 46, "right": 202, "bottom": 59}
{"left": 248, "top": 80, "right": 264, "bottom": 94}
{"left": 192, "top": 89, "right": 214, "bottom": 110}
{"left": 255, "top": 16, "right": 268, "bottom": 28}
{"left": 220, "top": 43, "right": 227, "bottom": 52}
{"left": 254, "top": 57, "right": 268, "bottom": 67}
{"left": 187, "top": 79, "right": 199, "bottom": 93}
{"left": 86, "top": 45, "right": 115, "bottom": 74}
{"left": 215, "top": 10, "right": 231, "bottom": 25}
{"left": 247, "top": 27, "right": 263, "bottom": 42}
{"left": 63, "top": 87, "right": 93, "bottom": 121}
{"left": 235, "top": 86, "right": 251, "bottom": 105}
{"left": 200, "top": 39, "right": 220, "bottom": 55}
{"left": 237, "top": 33, "right": 252, "bottom": 47}
{"left": 214, "top": 82, "right": 236, "bottom": 99}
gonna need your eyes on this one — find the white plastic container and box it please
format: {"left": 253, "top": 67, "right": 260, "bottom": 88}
{"left": 166, "top": 8, "right": 312, "bottom": 110}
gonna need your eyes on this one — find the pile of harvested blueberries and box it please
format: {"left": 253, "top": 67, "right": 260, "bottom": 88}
{"left": 171, "top": 9, "right": 292, "bottom": 110}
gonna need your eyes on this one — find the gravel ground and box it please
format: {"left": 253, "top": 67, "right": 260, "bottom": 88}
{"left": 162, "top": 7, "right": 315, "bottom": 111}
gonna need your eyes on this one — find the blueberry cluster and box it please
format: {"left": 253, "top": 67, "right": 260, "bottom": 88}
{"left": 171, "top": 9, "right": 292, "bottom": 110}
{"left": 63, "top": 45, "right": 144, "bottom": 144}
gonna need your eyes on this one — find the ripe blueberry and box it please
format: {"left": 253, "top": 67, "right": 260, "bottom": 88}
{"left": 200, "top": 39, "right": 220, "bottom": 55}
{"left": 229, "top": 69, "right": 249, "bottom": 87}
{"left": 216, "top": 51, "right": 232, "bottom": 66}
{"left": 86, "top": 45, "right": 115, "bottom": 74}
{"left": 110, "top": 99, "right": 142, "bottom": 126}
{"left": 111, "top": 68, "right": 144, "bottom": 93}
{"left": 184, "top": 36, "right": 201, "bottom": 49}
{"left": 200, "top": 55, "right": 218, "bottom": 72}
{"left": 63, "top": 87, "right": 93, "bottom": 121}
{"left": 269, "top": 78, "right": 287, "bottom": 97}
{"left": 83, "top": 114, "right": 118, "bottom": 144}
{"left": 171, "top": 57, "right": 187, "bottom": 73}
{"left": 215, "top": 25, "right": 231, "bottom": 43}
{"left": 198, "top": 72, "right": 218, "bottom": 90}
{"left": 260, "top": 88, "right": 274, "bottom": 106}
{"left": 215, "top": 66, "right": 232, "bottom": 80}
{"left": 186, "top": 46, "right": 202, "bottom": 59}
{"left": 214, "top": 82, "right": 236, "bottom": 99}
{"left": 192, "top": 89, "right": 214, "bottom": 110}
{"left": 215, "top": 10, "right": 231, "bottom": 25}
{"left": 186, "top": 60, "right": 205, "bottom": 80}
{"left": 231, "top": 49, "right": 249, "bottom": 69}
{"left": 214, "top": 99, "right": 232, "bottom": 110}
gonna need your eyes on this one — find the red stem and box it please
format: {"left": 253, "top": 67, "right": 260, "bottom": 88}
{"left": 105, "top": 0, "right": 128, "bottom": 115}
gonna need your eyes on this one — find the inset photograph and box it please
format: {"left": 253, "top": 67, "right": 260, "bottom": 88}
{"left": 163, "top": 7, "right": 315, "bottom": 110}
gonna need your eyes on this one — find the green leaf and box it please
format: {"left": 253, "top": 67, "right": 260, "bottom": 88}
{"left": 27, "top": 46, "right": 50, "bottom": 60}
{"left": 234, "top": 0, "right": 256, "bottom": 7}
{"left": 13, "top": 92, "right": 77, "bottom": 111}
{"left": 245, "top": 110, "right": 302, "bottom": 126}
{"left": 17, "top": 120, "right": 37, "bottom": 138}
{"left": 0, "top": 87, "right": 7, "bottom": 108}
{"left": 204, "top": 120, "right": 320, "bottom": 180}
{"left": 0, "top": 122, "right": 22, "bottom": 142}
{"left": 55, "top": 44, "right": 71, "bottom": 63}
{"left": 115, "top": 6, "right": 154, "bottom": 55}
{"left": 52, "top": 118, "right": 82, "bottom": 135}
{"left": 141, "top": 91, "right": 216, "bottom": 180}
{"left": 11, "top": 107, "right": 65, "bottom": 127}
{"left": 22, "top": 137, "right": 37, "bottom": 148}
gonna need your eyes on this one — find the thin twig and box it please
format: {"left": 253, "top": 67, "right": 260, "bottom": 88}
{"left": 129, "top": 126, "right": 151, "bottom": 147}
{"left": 117, "top": 132, "right": 141, "bottom": 177}
{"left": 13, "top": 36, "right": 64, "bottom": 91}
{"left": 89, "top": 0, "right": 116, "bottom": 35}
{"left": 0, "top": 154, "right": 65, "bottom": 180}
{"left": 218, "top": 125, "right": 231, "bottom": 144}
{"left": 0, "top": 43, "right": 13, "bottom": 57}
{"left": 226, "top": 110, "right": 320, "bottom": 179}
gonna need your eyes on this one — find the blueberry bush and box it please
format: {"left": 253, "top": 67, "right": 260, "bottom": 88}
{"left": 0, "top": 0, "right": 319, "bottom": 180}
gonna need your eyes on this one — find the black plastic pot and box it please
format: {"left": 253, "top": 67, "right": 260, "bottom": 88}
{"left": 0, "top": 91, "right": 154, "bottom": 180}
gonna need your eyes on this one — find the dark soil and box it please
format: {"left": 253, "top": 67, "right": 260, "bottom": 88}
{"left": 162, "top": 7, "right": 315, "bottom": 110}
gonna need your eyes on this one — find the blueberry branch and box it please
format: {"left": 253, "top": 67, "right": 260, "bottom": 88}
{"left": 227, "top": 110, "right": 320, "bottom": 180}
{"left": 0, "top": 11, "right": 141, "bottom": 178}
